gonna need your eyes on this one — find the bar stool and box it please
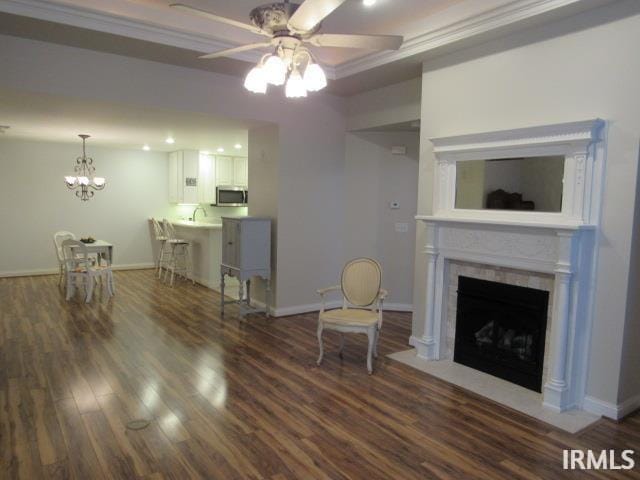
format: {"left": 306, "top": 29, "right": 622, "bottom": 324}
{"left": 162, "top": 219, "right": 194, "bottom": 286}
{"left": 151, "top": 218, "right": 168, "bottom": 277}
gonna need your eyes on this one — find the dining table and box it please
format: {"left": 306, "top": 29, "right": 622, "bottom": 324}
{"left": 71, "top": 240, "right": 114, "bottom": 265}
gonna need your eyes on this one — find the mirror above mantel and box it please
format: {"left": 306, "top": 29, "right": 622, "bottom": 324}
{"left": 455, "top": 156, "right": 565, "bottom": 213}
{"left": 429, "top": 119, "right": 605, "bottom": 227}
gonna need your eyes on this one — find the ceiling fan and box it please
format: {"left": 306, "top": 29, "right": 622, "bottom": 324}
{"left": 170, "top": 0, "right": 404, "bottom": 97}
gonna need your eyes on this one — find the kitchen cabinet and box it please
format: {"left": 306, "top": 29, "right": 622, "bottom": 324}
{"left": 169, "top": 152, "right": 248, "bottom": 204}
{"left": 215, "top": 156, "right": 235, "bottom": 186}
{"left": 198, "top": 153, "right": 216, "bottom": 204}
{"left": 168, "top": 150, "right": 199, "bottom": 204}
{"left": 215, "top": 156, "right": 248, "bottom": 187}
{"left": 233, "top": 157, "right": 248, "bottom": 187}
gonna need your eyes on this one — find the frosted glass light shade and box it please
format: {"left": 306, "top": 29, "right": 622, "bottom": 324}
{"left": 93, "top": 177, "right": 106, "bottom": 187}
{"left": 303, "top": 63, "right": 327, "bottom": 92}
{"left": 263, "top": 55, "right": 287, "bottom": 86}
{"left": 244, "top": 66, "right": 267, "bottom": 94}
{"left": 78, "top": 176, "right": 90, "bottom": 185}
{"left": 64, "top": 176, "right": 77, "bottom": 186}
{"left": 285, "top": 70, "right": 307, "bottom": 98}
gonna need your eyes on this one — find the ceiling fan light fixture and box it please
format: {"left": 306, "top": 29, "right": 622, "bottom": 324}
{"left": 285, "top": 69, "right": 307, "bottom": 98}
{"left": 244, "top": 66, "right": 268, "bottom": 94}
{"left": 303, "top": 62, "right": 327, "bottom": 92}
{"left": 263, "top": 55, "right": 287, "bottom": 86}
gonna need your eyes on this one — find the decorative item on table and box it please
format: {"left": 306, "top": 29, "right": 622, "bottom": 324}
{"left": 80, "top": 236, "right": 96, "bottom": 244}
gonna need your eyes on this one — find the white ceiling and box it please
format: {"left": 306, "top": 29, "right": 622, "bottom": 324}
{"left": 135, "top": 0, "right": 462, "bottom": 65}
{"left": 0, "top": 89, "right": 259, "bottom": 154}
{"left": 0, "top": 0, "right": 619, "bottom": 95}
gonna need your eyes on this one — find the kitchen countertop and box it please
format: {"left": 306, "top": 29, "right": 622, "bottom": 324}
{"left": 149, "top": 218, "right": 222, "bottom": 229}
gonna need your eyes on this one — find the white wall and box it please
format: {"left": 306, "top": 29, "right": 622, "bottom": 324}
{"left": 0, "top": 138, "right": 170, "bottom": 274}
{"left": 413, "top": 1, "right": 640, "bottom": 411}
{"left": 344, "top": 132, "right": 419, "bottom": 308}
{"left": 346, "top": 78, "right": 421, "bottom": 131}
{"left": 0, "top": 34, "right": 347, "bottom": 313}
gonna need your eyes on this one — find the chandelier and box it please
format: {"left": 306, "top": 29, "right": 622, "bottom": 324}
{"left": 244, "top": 45, "right": 327, "bottom": 98}
{"left": 64, "top": 134, "right": 106, "bottom": 201}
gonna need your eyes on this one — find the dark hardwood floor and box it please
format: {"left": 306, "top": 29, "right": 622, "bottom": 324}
{"left": 1, "top": 270, "right": 638, "bottom": 479}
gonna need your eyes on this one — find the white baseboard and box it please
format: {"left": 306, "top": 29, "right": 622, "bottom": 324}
{"left": 0, "top": 263, "right": 155, "bottom": 278}
{"left": 409, "top": 335, "right": 420, "bottom": 347}
{"left": 584, "top": 393, "right": 640, "bottom": 420}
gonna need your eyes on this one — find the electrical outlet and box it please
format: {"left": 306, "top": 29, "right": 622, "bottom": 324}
{"left": 395, "top": 222, "right": 409, "bottom": 233}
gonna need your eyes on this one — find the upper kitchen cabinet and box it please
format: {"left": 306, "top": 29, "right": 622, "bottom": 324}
{"left": 233, "top": 157, "right": 248, "bottom": 187}
{"left": 215, "top": 156, "right": 234, "bottom": 186}
{"left": 198, "top": 153, "right": 216, "bottom": 204}
{"left": 216, "top": 156, "right": 248, "bottom": 187}
{"left": 168, "top": 150, "right": 199, "bottom": 204}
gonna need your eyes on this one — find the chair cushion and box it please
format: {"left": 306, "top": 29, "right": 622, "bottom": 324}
{"left": 320, "top": 308, "right": 378, "bottom": 326}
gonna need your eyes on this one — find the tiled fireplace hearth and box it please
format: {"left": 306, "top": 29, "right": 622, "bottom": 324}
{"left": 412, "top": 119, "right": 606, "bottom": 414}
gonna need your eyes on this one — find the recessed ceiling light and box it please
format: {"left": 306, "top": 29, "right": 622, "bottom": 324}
{"left": 142, "top": 144, "right": 150, "bottom": 151}
{"left": 165, "top": 137, "right": 175, "bottom": 144}
{"left": 363, "top": 0, "right": 376, "bottom": 6}
{"left": 217, "top": 147, "right": 225, "bottom": 153}
{"left": 234, "top": 143, "right": 242, "bottom": 149}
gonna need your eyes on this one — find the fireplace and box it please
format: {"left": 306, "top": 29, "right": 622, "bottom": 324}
{"left": 453, "top": 276, "right": 549, "bottom": 392}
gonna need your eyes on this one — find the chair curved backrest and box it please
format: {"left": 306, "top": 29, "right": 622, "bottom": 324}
{"left": 61, "top": 239, "right": 89, "bottom": 272}
{"left": 162, "top": 219, "right": 177, "bottom": 240}
{"left": 341, "top": 258, "right": 382, "bottom": 307}
{"left": 54, "top": 231, "right": 76, "bottom": 263}
{"left": 152, "top": 218, "right": 166, "bottom": 239}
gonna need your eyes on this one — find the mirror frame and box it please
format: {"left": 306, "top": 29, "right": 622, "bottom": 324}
{"left": 430, "top": 119, "right": 605, "bottom": 226}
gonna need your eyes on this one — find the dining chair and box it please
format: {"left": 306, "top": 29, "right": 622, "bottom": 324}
{"left": 161, "top": 219, "right": 193, "bottom": 286}
{"left": 53, "top": 231, "right": 76, "bottom": 285}
{"left": 316, "top": 258, "right": 388, "bottom": 374}
{"left": 62, "top": 239, "right": 114, "bottom": 302}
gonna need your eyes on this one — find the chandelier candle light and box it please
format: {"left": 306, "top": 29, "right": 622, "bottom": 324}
{"left": 64, "top": 134, "right": 106, "bottom": 201}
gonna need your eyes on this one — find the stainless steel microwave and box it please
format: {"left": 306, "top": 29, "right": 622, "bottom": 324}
{"left": 215, "top": 186, "right": 247, "bottom": 206}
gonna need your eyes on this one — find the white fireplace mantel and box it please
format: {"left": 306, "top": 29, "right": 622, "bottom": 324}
{"left": 414, "top": 119, "right": 606, "bottom": 414}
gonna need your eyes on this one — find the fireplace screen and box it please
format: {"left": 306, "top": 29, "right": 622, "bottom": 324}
{"left": 454, "top": 276, "right": 549, "bottom": 392}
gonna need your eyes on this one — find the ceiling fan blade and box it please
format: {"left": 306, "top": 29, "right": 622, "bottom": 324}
{"left": 288, "top": 0, "right": 347, "bottom": 32}
{"left": 308, "top": 33, "right": 403, "bottom": 50}
{"left": 170, "top": 3, "right": 270, "bottom": 37}
{"left": 199, "top": 42, "right": 272, "bottom": 59}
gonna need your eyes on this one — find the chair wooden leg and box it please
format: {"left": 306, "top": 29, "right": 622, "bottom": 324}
{"left": 65, "top": 274, "right": 73, "bottom": 300}
{"left": 85, "top": 276, "right": 94, "bottom": 303}
{"left": 373, "top": 329, "right": 379, "bottom": 358}
{"left": 338, "top": 334, "right": 345, "bottom": 359}
{"left": 316, "top": 322, "right": 324, "bottom": 366}
{"left": 106, "top": 272, "right": 114, "bottom": 297}
{"left": 366, "top": 327, "right": 375, "bottom": 374}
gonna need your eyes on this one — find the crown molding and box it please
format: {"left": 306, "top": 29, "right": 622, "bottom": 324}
{"left": 335, "top": 0, "right": 598, "bottom": 78}
{"left": 0, "top": 0, "right": 610, "bottom": 81}
{"left": 0, "top": 0, "right": 261, "bottom": 62}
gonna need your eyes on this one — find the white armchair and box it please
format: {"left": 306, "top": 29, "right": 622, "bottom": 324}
{"left": 316, "top": 258, "right": 388, "bottom": 374}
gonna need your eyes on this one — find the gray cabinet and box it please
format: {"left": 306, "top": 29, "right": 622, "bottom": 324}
{"left": 220, "top": 216, "right": 271, "bottom": 317}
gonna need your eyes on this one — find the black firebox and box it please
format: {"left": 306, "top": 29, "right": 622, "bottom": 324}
{"left": 453, "top": 276, "right": 549, "bottom": 392}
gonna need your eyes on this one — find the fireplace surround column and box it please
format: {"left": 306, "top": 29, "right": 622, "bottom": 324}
{"left": 543, "top": 230, "right": 576, "bottom": 411}
{"left": 416, "top": 221, "right": 439, "bottom": 360}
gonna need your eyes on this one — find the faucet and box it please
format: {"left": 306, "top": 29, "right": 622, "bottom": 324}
{"left": 192, "top": 206, "right": 207, "bottom": 223}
